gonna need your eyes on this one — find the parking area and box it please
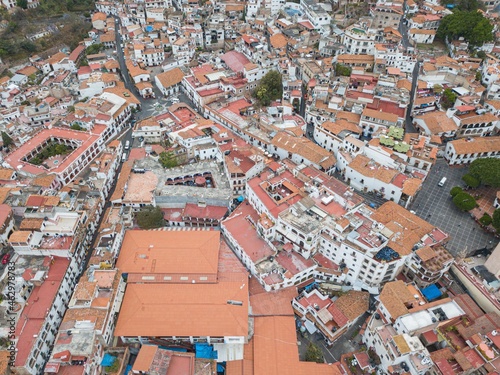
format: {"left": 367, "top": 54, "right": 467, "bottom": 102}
{"left": 411, "top": 159, "right": 497, "bottom": 256}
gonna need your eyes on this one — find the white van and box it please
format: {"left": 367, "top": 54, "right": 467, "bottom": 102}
{"left": 124, "top": 140, "right": 130, "bottom": 150}
{"left": 438, "top": 177, "right": 447, "bottom": 187}
{"left": 122, "top": 153, "right": 127, "bottom": 162}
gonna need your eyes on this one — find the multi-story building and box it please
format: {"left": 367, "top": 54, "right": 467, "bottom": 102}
{"left": 292, "top": 289, "right": 369, "bottom": 345}
{"left": 13, "top": 257, "right": 79, "bottom": 375}
{"left": 363, "top": 281, "right": 466, "bottom": 375}
{"left": 449, "top": 106, "right": 499, "bottom": 138}
{"left": 444, "top": 136, "right": 500, "bottom": 165}
{"left": 4, "top": 127, "right": 105, "bottom": 187}
{"left": 342, "top": 24, "right": 377, "bottom": 55}
{"left": 370, "top": 5, "right": 403, "bottom": 29}
{"left": 300, "top": 0, "right": 332, "bottom": 35}
{"left": 114, "top": 229, "right": 249, "bottom": 362}
{"left": 0, "top": 204, "right": 14, "bottom": 244}
{"left": 403, "top": 245, "right": 454, "bottom": 288}
{"left": 359, "top": 107, "right": 401, "bottom": 137}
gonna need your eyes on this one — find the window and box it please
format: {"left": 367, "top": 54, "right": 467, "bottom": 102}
{"left": 180, "top": 276, "right": 189, "bottom": 281}
{"left": 163, "top": 276, "right": 172, "bottom": 280}
{"left": 142, "top": 276, "right": 155, "bottom": 281}
{"left": 199, "top": 276, "right": 208, "bottom": 281}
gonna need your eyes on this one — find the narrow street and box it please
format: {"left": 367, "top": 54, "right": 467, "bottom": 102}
{"left": 113, "top": 17, "right": 168, "bottom": 120}
{"left": 406, "top": 61, "right": 420, "bottom": 133}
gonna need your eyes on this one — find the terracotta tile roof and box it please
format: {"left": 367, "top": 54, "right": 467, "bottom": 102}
{"left": 253, "top": 316, "right": 343, "bottom": 375}
{"left": 337, "top": 54, "right": 375, "bottom": 64}
{"left": 362, "top": 107, "right": 399, "bottom": 123}
{"left": 371, "top": 201, "right": 435, "bottom": 256}
{"left": 9, "top": 230, "right": 32, "bottom": 243}
{"left": 32, "top": 174, "right": 57, "bottom": 188}
{"left": 348, "top": 154, "right": 398, "bottom": 183}
{"left": 0, "top": 187, "right": 11, "bottom": 204}
{"left": 271, "top": 132, "right": 336, "bottom": 169}
{"left": 334, "top": 290, "right": 369, "bottom": 322}
{"left": 0, "top": 168, "right": 14, "bottom": 180}
{"left": 19, "top": 218, "right": 44, "bottom": 231}
{"left": 250, "top": 287, "right": 296, "bottom": 316}
{"left": 270, "top": 33, "right": 288, "bottom": 49}
{"left": 133, "top": 345, "right": 157, "bottom": 372}
{"left": 452, "top": 294, "right": 484, "bottom": 320}
{"left": 415, "top": 111, "right": 457, "bottom": 134}
{"left": 0, "top": 351, "right": 8, "bottom": 375}
{"left": 410, "top": 28, "right": 436, "bottom": 35}
{"left": 449, "top": 136, "right": 500, "bottom": 155}
{"left": 114, "top": 275, "right": 249, "bottom": 337}
{"left": 401, "top": 178, "right": 422, "bottom": 196}
{"left": 116, "top": 230, "right": 221, "bottom": 276}
{"left": 155, "top": 67, "right": 185, "bottom": 88}
{"left": 379, "top": 280, "right": 415, "bottom": 319}
{"left": 415, "top": 246, "right": 436, "bottom": 262}
{"left": 320, "top": 120, "right": 361, "bottom": 136}
{"left": 16, "top": 65, "right": 38, "bottom": 77}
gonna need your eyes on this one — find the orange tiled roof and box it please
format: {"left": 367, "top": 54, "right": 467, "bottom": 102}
{"left": 116, "top": 230, "right": 221, "bottom": 276}
{"left": 114, "top": 275, "right": 249, "bottom": 337}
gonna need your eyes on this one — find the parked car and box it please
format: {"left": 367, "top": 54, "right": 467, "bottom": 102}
{"left": 2, "top": 253, "right": 10, "bottom": 264}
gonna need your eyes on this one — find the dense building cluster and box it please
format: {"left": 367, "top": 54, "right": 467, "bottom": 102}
{"left": 0, "top": 0, "right": 500, "bottom": 374}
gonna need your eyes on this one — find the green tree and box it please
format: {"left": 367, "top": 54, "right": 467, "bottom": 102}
{"left": 71, "top": 124, "right": 83, "bottom": 131}
{"left": 159, "top": 151, "right": 178, "bottom": 168}
{"left": 479, "top": 213, "right": 492, "bottom": 226}
{"left": 469, "top": 158, "right": 500, "bottom": 187}
{"left": 136, "top": 206, "right": 165, "bottom": 229}
{"left": 452, "top": 192, "right": 476, "bottom": 211}
{"left": 305, "top": 342, "right": 324, "bottom": 363}
{"left": 335, "top": 63, "right": 352, "bottom": 77}
{"left": 437, "top": 11, "right": 493, "bottom": 46}
{"left": 433, "top": 84, "right": 443, "bottom": 94}
{"left": 450, "top": 186, "right": 462, "bottom": 197}
{"left": 462, "top": 174, "right": 480, "bottom": 188}
{"left": 476, "top": 50, "right": 486, "bottom": 60}
{"left": 441, "top": 88, "right": 457, "bottom": 109}
{"left": 493, "top": 209, "right": 500, "bottom": 231}
{"left": 1, "top": 131, "right": 13, "bottom": 147}
{"left": 86, "top": 43, "right": 104, "bottom": 55}
{"left": 253, "top": 70, "right": 283, "bottom": 106}
{"left": 475, "top": 71, "right": 482, "bottom": 82}
{"left": 16, "top": 0, "right": 28, "bottom": 9}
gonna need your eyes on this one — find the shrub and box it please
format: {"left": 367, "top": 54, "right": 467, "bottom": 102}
{"left": 135, "top": 206, "right": 165, "bottom": 229}
{"left": 479, "top": 213, "right": 492, "bottom": 226}
{"left": 462, "top": 174, "right": 480, "bottom": 188}
{"left": 452, "top": 192, "right": 476, "bottom": 211}
{"left": 450, "top": 186, "right": 462, "bottom": 197}
{"left": 493, "top": 209, "right": 500, "bottom": 231}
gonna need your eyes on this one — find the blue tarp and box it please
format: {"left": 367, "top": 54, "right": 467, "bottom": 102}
{"left": 124, "top": 365, "right": 132, "bottom": 375}
{"left": 421, "top": 284, "right": 442, "bottom": 301}
{"left": 237, "top": 195, "right": 244, "bottom": 202}
{"left": 145, "top": 25, "right": 154, "bottom": 32}
{"left": 217, "top": 363, "right": 226, "bottom": 373}
{"left": 101, "top": 354, "right": 116, "bottom": 367}
{"left": 195, "top": 343, "right": 218, "bottom": 359}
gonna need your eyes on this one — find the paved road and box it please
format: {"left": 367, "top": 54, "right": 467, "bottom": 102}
{"left": 406, "top": 62, "right": 419, "bottom": 133}
{"left": 297, "top": 313, "right": 368, "bottom": 363}
{"left": 411, "top": 159, "right": 497, "bottom": 256}
{"left": 79, "top": 127, "right": 133, "bottom": 275}
{"left": 113, "top": 17, "right": 168, "bottom": 120}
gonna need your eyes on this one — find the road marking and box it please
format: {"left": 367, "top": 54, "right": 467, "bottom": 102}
{"left": 320, "top": 342, "right": 337, "bottom": 362}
